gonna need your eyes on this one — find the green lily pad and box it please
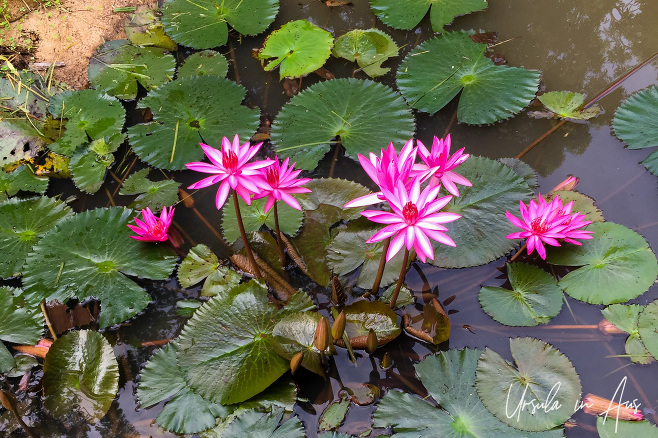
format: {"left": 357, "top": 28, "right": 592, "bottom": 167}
{"left": 257, "top": 20, "right": 333, "bottom": 79}
{"left": 6, "top": 354, "right": 38, "bottom": 377}
{"left": 88, "top": 40, "right": 176, "bottom": 100}
{"left": 128, "top": 76, "right": 260, "bottom": 170}
{"left": 221, "top": 196, "right": 304, "bottom": 244}
{"left": 545, "top": 190, "right": 604, "bottom": 223}
{"left": 498, "top": 158, "right": 539, "bottom": 191}
{"left": 176, "top": 280, "right": 291, "bottom": 404}
{"left": 642, "top": 150, "right": 658, "bottom": 176}
{"left": 0, "top": 286, "right": 44, "bottom": 372}
{"left": 69, "top": 137, "right": 118, "bottom": 194}
{"left": 380, "top": 284, "right": 414, "bottom": 308}
{"left": 272, "top": 312, "right": 330, "bottom": 376}
{"left": 638, "top": 300, "right": 658, "bottom": 362}
{"left": 0, "top": 196, "right": 72, "bottom": 278}
{"left": 476, "top": 337, "right": 581, "bottom": 431}
{"left": 340, "top": 300, "right": 401, "bottom": 347}
{"left": 47, "top": 90, "right": 126, "bottom": 156}
{"left": 296, "top": 178, "right": 371, "bottom": 222}
{"left": 597, "top": 418, "right": 658, "bottom": 437}
{"left": 178, "top": 50, "right": 229, "bottom": 79}
{"left": 0, "top": 165, "right": 49, "bottom": 201}
{"left": 177, "top": 243, "right": 220, "bottom": 287}
{"left": 546, "top": 222, "right": 658, "bottom": 304}
{"left": 612, "top": 85, "right": 658, "bottom": 150}
{"left": 217, "top": 407, "right": 305, "bottom": 438}
{"left": 479, "top": 262, "right": 563, "bottom": 326}
{"left": 537, "top": 91, "right": 602, "bottom": 120}
{"left": 0, "top": 343, "right": 13, "bottom": 373}
{"left": 22, "top": 207, "right": 177, "bottom": 328}
{"left": 202, "top": 265, "right": 244, "bottom": 298}
{"left": 333, "top": 29, "right": 399, "bottom": 78}
{"left": 374, "top": 348, "right": 564, "bottom": 437}
{"left": 601, "top": 303, "right": 644, "bottom": 335}
{"left": 430, "top": 156, "right": 534, "bottom": 268}
{"left": 119, "top": 168, "right": 180, "bottom": 211}
{"left": 271, "top": 78, "right": 416, "bottom": 170}
{"left": 125, "top": 5, "right": 177, "bottom": 51}
{"left": 319, "top": 392, "right": 351, "bottom": 432}
{"left": 396, "top": 31, "right": 541, "bottom": 124}
{"left": 369, "top": 0, "right": 488, "bottom": 32}
{"left": 162, "top": 0, "right": 279, "bottom": 49}
{"left": 42, "top": 330, "right": 119, "bottom": 423}
{"left": 289, "top": 206, "right": 337, "bottom": 287}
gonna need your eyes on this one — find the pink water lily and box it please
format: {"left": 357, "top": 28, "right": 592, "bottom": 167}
{"left": 128, "top": 206, "right": 174, "bottom": 243}
{"left": 361, "top": 178, "right": 461, "bottom": 263}
{"left": 412, "top": 134, "right": 471, "bottom": 197}
{"left": 252, "top": 156, "right": 312, "bottom": 212}
{"left": 185, "top": 135, "right": 272, "bottom": 210}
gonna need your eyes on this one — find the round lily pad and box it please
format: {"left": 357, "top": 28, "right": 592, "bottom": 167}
{"left": 221, "top": 196, "right": 303, "bottom": 244}
{"left": 397, "top": 31, "right": 540, "bottom": 124}
{"left": 0, "top": 286, "right": 44, "bottom": 348}
{"left": 0, "top": 165, "right": 48, "bottom": 200}
{"left": 42, "top": 330, "right": 119, "bottom": 423}
{"left": 601, "top": 303, "right": 644, "bottom": 335}
{"left": 479, "top": 262, "right": 563, "bottom": 326}
{"left": 369, "top": 0, "right": 488, "bottom": 33}
{"left": 546, "top": 222, "right": 658, "bottom": 304}
{"left": 638, "top": 300, "right": 658, "bottom": 362}
{"left": 476, "top": 337, "right": 581, "bottom": 431}
{"left": 612, "top": 85, "right": 658, "bottom": 149}
{"left": 69, "top": 138, "right": 118, "bottom": 194}
{"left": 537, "top": 91, "right": 601, "bottom": 121}
{"left": 272, "top": 311, "right": 328, "bottom": 376}
{"left": 177, "top": 244, "right": 220, "bottom": 288}
{"left": 498, "top": 158, "right": 539, "bottom": 191}
{"left": 257, "top": 20, "right": 334, "bottom": 79}
{"left": 338, "top": 300, "right": 401, "bottom": 348}
{"left": 641, "top": 150, "right": 658, "bottom": 176}
{"left": 545, "top": 190, "right": 604, "bottom": 223}
{"left": 271, "top": 78, "right": 415, "bottom": 170}
{"left": 333, "top": 28, "right": 399, "bottom": 78}
{"left": 119, "top": 168, "right": 180, "bottom": 212}
{"left": 128, "top": 76, "right": 260, "bottom": 170}
{"left": 597, "top": 417, "right": 658, "bottom": 437}
{"left": 178, "top": 50, "right": 229, "bottom": 79}
{"left": 296, "top": 178, "right": 371, "bottom": 222}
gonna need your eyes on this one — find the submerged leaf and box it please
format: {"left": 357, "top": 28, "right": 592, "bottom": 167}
{"left": 319, "top": 392, "right": 351, "bottom": 431}
{"left": 333, "top": 29, "right": 399, "bottom": 77}
{"left": 537, "top": 91, "right": 601, "bottom": 121}
{"left": 369, "top": 0, "right": 488, "bottom": 32}
{"left": 612, "top": 85, "right": 658, "bottom": 150}
{"left": 178, "top": 51, "right": 229, "bottom": 79}
{"left": 119, "top": 168, "right": 180, "bottom": 211}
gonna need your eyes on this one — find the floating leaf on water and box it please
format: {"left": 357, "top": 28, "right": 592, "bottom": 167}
{"left": 479, "top": 262, "right": 563, "bottom": 326}
{"left": 641, "top": 150, "right": 658, "bottom": 176}
{"left": 162, "top": 0, "right": 279, "bottom": 49}
{"left": 42, "top": 330, "right": 119, "bottom": 423}
{"left": 476, "top": 337, "right": 581, "bottom": 431}
{"left": 345, "top": 383, "right": 379, "bottom": 406}
{"left": 601, "top": 303, "right": 644, "bottom": 335}
{"left": 88, "top": 40, "right": 176, "bottom": 100}
{"left": 125, "top": 6, "right": 177, "bottom": 50}
{"left": 257, "top": 20, "right": 334, "bottom": 79}
{"left": 22, "top": 207, "right": 177, "bottom": 328}
{"left": 545, "top": 190, "right": 604, "bottom": 222}
{"left": 0, "top": 196, "right": 72, "bottom": 278}
{"left": 272, "top": 312, "right": 331, "bottom": 376}
{"left": 296, "top": 178, "right": 371, "bottom": 222}
{"left": 638, "top": 300, "right": 658, "bottom": 362}
{"left": 289, "top": 207, "right": 337, "bottom": 286}
{"left": 128, "top": 76, "right": 260, "bottom": 170}
{"left": 335, "top": 300, "right": 401, "bottom": 348}
{"left": 0, "top": 286, "right": 44, "bottom": 372}
{"left": 380, "top": 284, "right": 414, "bottom": 308}
{"left": 271, "top": 78, "right": 416, "bottom": 170}
{"left": 319, "top": 392, "right": 351, "bottom": 431}
{"left": 430, "top": 156, "right": 533, "bottom": 268}
{"left": 498, "top": 158, "right": 538, "bottom": 191}
{"left": 5, "top": 354, "right": 38, "bottom": 378}
{"left": 612, "top": 85, "right": 658, "bottom": 150}
{"left": 546, "top": 222, "right": 658, "bottom": 305}
{"left": 397, "top": 31, "right": 540, "bottom": 124}
{"left": 119, "top": 168, "right": 180, "bottom": 211}
{"left": 369, "top": 0, "right": 488, "bottom": 33}
{"left": 536, "top": 91, "right": 602, "bottom": 121}
{"left": 69, "top": 137, "right": 118, "bottom": 194}
{"left": 178, "top": 243, "right": 220, "bottom": 287}
{"left": 0, "top": 165, "right": 49, "bottom": 201}
{"left": 597, "top": 417, "right": 658, "bottom": 437}
{"left": 333, "top": 29, "right": 399, "bottom": 78}
{"left": 178, "top": 50, "right": 229, "bottom": 79}
{"left": 217, "top": 407, "right": 305, "bottom": 438}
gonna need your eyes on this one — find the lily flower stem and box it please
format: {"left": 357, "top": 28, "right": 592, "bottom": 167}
{"left": 167, "top": 241, "right": 187, "bottom": 258}
{"left": 509, "top": 243, "right": 527, "bottom": 262}
{"left": 389, "top": 248, "right": 410, "bottom": 309}
{"left": 272, "top": 202, "right": 286, "bottom": 266}
{"left": 233, "top": 190, "right": 262, "bottom": 278}
{"left": 368, "top": 237, "right": 391, "bottom": 297}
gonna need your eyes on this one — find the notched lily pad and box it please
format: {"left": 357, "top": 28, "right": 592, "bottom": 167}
{"left": 178, "top": 50, "right": 229, "bottom": 79}
{"left": 545, "top": 190, "right": 604, "bottom": 222}
{"left": 333, "top": 29, "right": 399, "bottom": 78}
{"left": 318, "top": 392, "right": 351, "bottom": 431}
{"left": 125, "top": 5, "right": 177, "bottom": 50}
{"left": 296, "top": 178, "right": 371, "bottom": 222}
{"left": 119, "top": 168, "right": 180, "bottom": 211}
{"left": 0, "top": 165, "right": 49, "bottom": 202}
{"left": 638, "top": 300, "right": 658, "bottom": 362}
{"left": 612, "top": 85, "right": 658, "bottom": 150}
{"left": 369, "top": 0, "right": 488, "bottom": 33}
{"left": 69, "top": 137, "right": 119, "bottom": 194}
{"left": 532, "top": 91, "right": 602, "bottom": 121}
{"left": 0, "top": 286, "right": 44, "bottom": 372}
{"left": 272, "top": 312, "right": 332, "bottom": 376}
{"left": 334, "top": 300, "right": 400, "bottom": 348}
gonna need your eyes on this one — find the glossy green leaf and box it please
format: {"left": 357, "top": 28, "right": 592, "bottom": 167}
{"left": 176, "top": 280, "right": 290, "bottom": 404}
{"left": 612, "top": 85, "right": 658, "bottom": 149}
{"left": 69, "top": 138, "right": 118, "bottom": 194}
{"left": 333, "top": 29, "right": 399, "bottom": 78}
{"left": 0, "top": 196, "right": 72, "bottom": 278}
{"left": 397, "top": 31, "right": 540, "bottom": 124}
{"left": 0, "top": 343, "right": 13, "bottom": 373}
{"left": 202, "top": 265, "right": 244, "bottom": 298}
{"left": 218, "top": 407, "right": 305, "bottom": 438}
{"left": 638, "top": 300, "right": 658, "bottom": 362}
{"left": 319, "top": 392, "right": 351, "bottom": 431}
{"left": 479, "top": 262, "right": 563, "bottom": 326}
{"left": 47, "top": 90, "right": 125, "bottom": 156}
{"left": 22, "top": 207, "right": 177, "bottom": 328}
{"left": 546, "top": 222, "right": 658, "bottom": 304}
{"left": 119, "top": 168, "right": 180, "bottom": 211}
{"left": 0, "top": 286, "right": 43, "bottom": 345}
{"left": 178, "top": 51, "right": 229, "bottom": 79}
{"left": 178, "top": 243, "right": 220, "bottom": 287}
{"left": 341, "top": 300, "right": 401, "bottom": 346}
{"left": 641, "top": 149, "right": 658, "bottom": 176}
{"left": 42, "top": 330, "right": 119, "bottom": 423}
{"left": 128, "top": 76, "right": 259, "bottom": 170}
{"left": 546, "top": 190, "right": 604, "bottom": 222}
{"left": 6, "top": 354, "right": 39, "bottom": 377}
{"left": 125, "top": 5, "right": 177, "bottom": 50}
{"left": 162, "top": 0, "right": 278, "bottom": 49}
{"left": 0, "top": 165, "right": 49, "bottom": 201}
{"left": 597, "top": 418, "right": 658, "bottom": 438}
{"left": 537, "top": 91, "right": 601, "bottom": 120}
{"left": 88, "top": 40, "right": 176, "bottom": 99}
{"left": 380, "top": 284, "right": 414, "bottom": 308}
{"left": 258, "top": 20, "right": 333, "bottom": 79}
{"left": 369, "top": 0, "right": 488, "bottom": 32}
{"left": 498, "top": 158, "right": 538, "bottom": 191}
{"left": 221, "top": 196, "right": 303, "bottom": 244}
{"left": 272, "top": 312, "right": 328, "bottom": 376}
{"left": 431, "top": 156, "right": 534, "bottom": 268}
{"left": 271, "top": 78, "right": 415, "bottom": 170}
{"left": 601, "top": 304, "right": 644, "bottom": 335}
{"left": 374, "top": 348, "right": 564, "bottom": 437}
{"left": 296, "top": 178, "right": 371, "bottom": 222}
{"left": 476, "top": 337, "right": 581, "bottom": 431}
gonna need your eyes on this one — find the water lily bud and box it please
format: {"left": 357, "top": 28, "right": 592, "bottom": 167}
{"left": 380, "top": 352, "right": 392, "bottom": 370}
{"left": 314, "top": 316, "right": 330, "bottom": 351}
{"left": 290, "top": 351, "right": 304, "bottom": 374}
{"left": 582, "top": 393, "right": 643, "bottom": 421}
{"left": 331, "top": 275, "right": 346, "bottom": 306}
{"left": 551, "top": 175, "right": 579, "bottom": 192}
{"left": 178, "top": 188, "right": 196, "bottom": 208}
{"left": 366, "top": 329, "right": 378, "bottom": 354}
{"left": 327, "top": 342, "right": 337, "bottom": 356}
{"left": 332, "top": 311, "right": 346, "bottom": 340}
{"left": 598, "top": 319, "right": 626, "bottom": 335}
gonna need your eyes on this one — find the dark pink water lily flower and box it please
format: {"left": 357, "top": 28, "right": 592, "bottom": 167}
{"left": 185, "top": 135, "right": 272, "bottom": 210}
{"left": 361, "top": 178, "right": 461, "bottom": 263}
{"left": 252, "top": 156, "right": 312, "bottom": 212}
{"left": 412, "top": 134, "right": 471, "bottom": 197}
{"left": 128, "top": 206, "right": 174, "bottom": 243}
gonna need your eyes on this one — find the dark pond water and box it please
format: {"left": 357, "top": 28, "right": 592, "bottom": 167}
{"left": 3, "top": 0, "right": 658, "bottom": 437}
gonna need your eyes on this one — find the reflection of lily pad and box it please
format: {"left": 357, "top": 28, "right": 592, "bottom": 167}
{"left": 221, "top": 196, "right": 303, "bottom": 244}
{"left": 178, "top": 51, "right": 229, "bottom": 79}
{"left": 333, "top": 29, "right": 399, "bottom": 77}
{"left": 119, "top": 168, "right": 180, "bottom": 211}
{"left": 397, "top": 31, "right": 540, "bottom": 124}
{"left": 476, "top": 337, "right": 581, "bottom": 431}
{"left": 638, "top": 300, "right": 658, "bottom": 362}
{"left": 271, "top": 78, "right": 415, "bottom": 170}
{"left": 546, "top": 222, "right": 658, "bottom": 304}
{"left": 537, "top": 91, "right": 601, "bottom": 121}
{"left": 369, "top": 0, "right": 488, "bottom": 32}
{"left": 257, "top": 20, "right": 334, "bottom": 79}
{"left": 128, "top": 76, "right": 260, "bottom": 170}
{"left": 612, "top": 85, "right": 658, "bottom": 150}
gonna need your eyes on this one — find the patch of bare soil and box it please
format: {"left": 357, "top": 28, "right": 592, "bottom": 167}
{"left": 2, "top": 0, "right": 152, "bottom": 89}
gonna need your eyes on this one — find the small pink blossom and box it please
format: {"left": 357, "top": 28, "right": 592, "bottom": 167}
{"left": 185, "top": 135, "right": 272, "bottom": 210}
{"left": 412, "top": 134, "right": 471, "bottom": 197}
{"left": 252, "top": 156, "right": 312, "bottom": 212}
{"left": 361, "top": 178, "right": 461, "bottom": 263}
{"left": 128, "top": 206, "right": 174, "bottom": 243}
